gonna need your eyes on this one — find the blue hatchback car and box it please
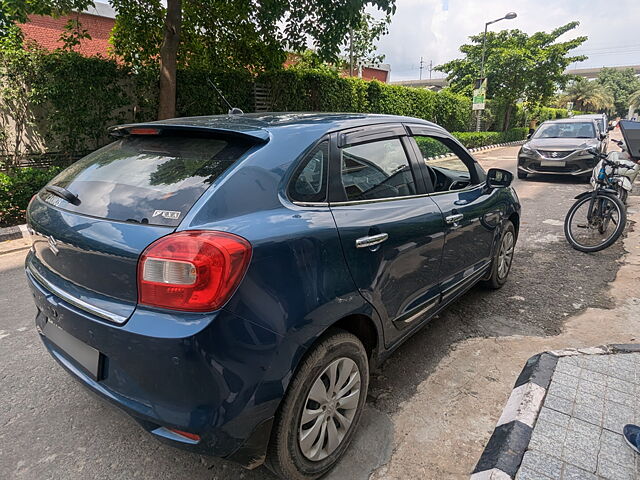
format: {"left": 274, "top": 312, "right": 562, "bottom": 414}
{"left": 26, "top": 113, "right": 520, "bottom": 479}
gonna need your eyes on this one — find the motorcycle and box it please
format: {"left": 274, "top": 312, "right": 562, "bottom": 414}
{"left": 589, "top": 138, "right": 639, "bottom": 205}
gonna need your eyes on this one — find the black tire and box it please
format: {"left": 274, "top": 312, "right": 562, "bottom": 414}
{"left": 618, "top": 185, "right": 629, "bottom": 205}
{"left": 517, "top": 170, "right": 528, "bottom": 179}
{"left": 564, "top": 193, "right": 626, "bottom": 253}
{"left": 483, "top": 220, "right": 516, "bottom": 289}
{"left": 266, "top": 330, "right": 369, "bottom": 480}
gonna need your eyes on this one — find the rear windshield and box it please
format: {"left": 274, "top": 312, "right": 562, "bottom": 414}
{"left": 41, "top": 134, "right": 252, "bottom": 226}
{"left": 533, "top": 122, "right": 596, "bottom": 139}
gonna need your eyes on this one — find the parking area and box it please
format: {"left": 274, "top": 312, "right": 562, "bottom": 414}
{"left": 1, "top": 138, "right": 638, "bottom": 480}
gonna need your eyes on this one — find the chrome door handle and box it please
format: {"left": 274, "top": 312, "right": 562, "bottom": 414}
{"left": 355, "top": 233, "right": 389, "bottom": 249}
{"left": 445, "top": 213, "right": 464, "bottom": 224}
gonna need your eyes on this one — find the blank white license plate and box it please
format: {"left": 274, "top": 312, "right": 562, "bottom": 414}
{"left": 540, "top": 160, "right": 566, "bottom": 167}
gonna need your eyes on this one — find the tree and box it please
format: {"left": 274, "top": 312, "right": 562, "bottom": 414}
{"left": 629, "top": 89, "right": 640, "bottom": 112}
{"left": 561, "top": 77, "right": 614, "bottom": 112}
{"left": 437, "top": 22, "right": 587, "bottom": 130}
{"left": 109, "top": 0, "right": 396, "bottom": 119}
{"left": 345, "top": 11, "right": 390, "bottom": 76}
{"left": 158, "top": 0, "right": 181, "bottom": 119}
{"left": 0, "top": 0, "right": 95, "bottom": 28}
{"left": 596, "top": 68, "right": 640, "bottom": 117}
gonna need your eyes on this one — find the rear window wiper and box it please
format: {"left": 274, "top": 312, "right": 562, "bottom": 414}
{"left": 45, "top": 185, "right": 81, "bottom": 206}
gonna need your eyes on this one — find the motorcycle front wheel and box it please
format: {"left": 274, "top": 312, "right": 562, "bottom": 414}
{"left": 564, "top": 193, "right": 626, "bottom": 252}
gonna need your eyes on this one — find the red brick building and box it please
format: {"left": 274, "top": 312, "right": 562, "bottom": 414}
{"left": 19, "top": 2, "right": 115, "bottom": 57}
{"left": 361, "top": 65, "right": 390, "bottom": 83}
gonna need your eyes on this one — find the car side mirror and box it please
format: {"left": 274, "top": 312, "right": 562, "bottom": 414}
{"left": 486, "top": 168, "right": 513, "bottom": 188}
{"left": 526, "top": 133, "right": 532, "bottom": 139}
{"left": 599, "top": 133, "right": 607, "bottom": 140}
{"left": 607, "top": 125, "right": 614, "bottom": 132}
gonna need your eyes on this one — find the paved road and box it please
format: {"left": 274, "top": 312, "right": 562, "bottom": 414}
{"left": 0, "top": 141, "right": 629, "bottom": 479}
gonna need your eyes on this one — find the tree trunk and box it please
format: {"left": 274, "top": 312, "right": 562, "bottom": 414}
{"left": 157, "top": 0, "right": 182, "bottom": 120}
{"left": 502, "top": 103, "right": 513, "bottom": 132}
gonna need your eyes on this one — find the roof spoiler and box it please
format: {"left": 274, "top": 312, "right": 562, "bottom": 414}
{"left": 108, "top": 124, "right": 270, "bottom": 144}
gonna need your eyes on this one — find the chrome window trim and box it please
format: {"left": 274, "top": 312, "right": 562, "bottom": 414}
{"left": 27, "top": 264, "right": 128, "bottom": 324}
{"left": 328, "top": 193, "right": 432, "bottom": 207}
{"left": 291, "top": 201, "right": 330, "bottom": 207}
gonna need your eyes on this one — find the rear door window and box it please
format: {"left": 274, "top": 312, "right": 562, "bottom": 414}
{"left": 41, "top": 134, "right": 253, "bottom": 226}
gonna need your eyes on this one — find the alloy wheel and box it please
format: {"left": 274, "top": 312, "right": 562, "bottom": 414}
{"left": 497, "top": 231, "right": 514, "bottom": 280}
{"left": 298, "top": 357, "right": 361, "bottom": 461}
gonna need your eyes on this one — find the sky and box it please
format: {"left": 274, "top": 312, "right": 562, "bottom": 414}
{"left": 375, "top": 0, "right": 640, "bottom": 81}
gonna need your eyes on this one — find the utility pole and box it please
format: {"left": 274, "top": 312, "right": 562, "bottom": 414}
{"left": 474, "top": 11, "right": 517, "bottom": 132}
{"left": 429, "top": 60, "right": 433, "bottom": 79}
{"left": 419, "top": 57, "right": 424, "bottom": 80}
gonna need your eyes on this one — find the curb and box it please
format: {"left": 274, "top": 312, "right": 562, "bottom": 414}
{"left": 428, "top": 140, "right": 525, "bottom": 162}
{"left": 0, "top": 224, "right": 29, "bottom": 243}
{"left": 470, "top": 344, "right": 640, "bottom": 480}
{"left": 468, "top": 140, "right": 526, "bottom": 153}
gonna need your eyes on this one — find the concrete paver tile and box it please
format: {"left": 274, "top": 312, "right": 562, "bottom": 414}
{"left": 554, "top": 371, "right": 580, "bottom": 389}
{"left": 574, "top": 391, "right": 605, "bottom": 411}
{"left": 548, "top": 381, "right": 578, "bottom": 401}
{"left": 599, "top": 429, "right": 636, "bottom": 469}
{"left": 572, "top": 403, "right": 603, "bottom": 427}
{"left": 603, "top": 401, "right": 635, "bottom": 435}
{"left": 561, "top": 464, "right": 598, "bottom": 480}
{"left": 545, "top": 394, "right": 573, "bottom": 415}
{"left": 538, "top": 407, "right": 571, "bottom": 429}
{"left": 598, "top": 459, "right": 635, "bottom": 480}
{"left": 555, "top": 361, "right": 582, "bottom": 378}
{"left": 579, "top": 369, "right": 608, "bottom": 387}
{"left": 607, "top": 376, "right": 636, "bottom": 395}
{"left": 605, "top": 389, "right": 636, "bottom": 409}
{"left": 519, "top": 450, "right": 564, "bottom": 479}
{"left": 577, "top": 378, "right": 608, "bottom": 398}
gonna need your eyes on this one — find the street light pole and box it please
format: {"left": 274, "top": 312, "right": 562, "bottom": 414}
{"left": 475, "top": 12, "right": 517, "bottom": 132}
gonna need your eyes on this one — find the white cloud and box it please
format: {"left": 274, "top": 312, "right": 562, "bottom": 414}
{"left": 376, "top": 0, "right": 640, "bottom": 81}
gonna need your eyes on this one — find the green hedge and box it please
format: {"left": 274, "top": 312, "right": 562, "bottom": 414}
{"left": 259, "top": 70, "right": 472, "bottom": 132}
{"left": 416, "top": 128, "right": 528, "bottom": 156}
{"left": 0, "top": 166, "right": 61, "bottom": 227}
{"left": 0, "top": 49, "right": 473, "bottom": 165}
{"left": 454, "top": 128, "right": 528, "bottom": 148}
{"left": 513, "top": 105, "right": 568, "bottom": 128}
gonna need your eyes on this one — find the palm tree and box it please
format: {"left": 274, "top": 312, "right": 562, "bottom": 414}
{"left": 629, "top": 89, "right": 640, "bottom": 111}
{"left": 561, "top": 78, "right": 614, "bottom": 112}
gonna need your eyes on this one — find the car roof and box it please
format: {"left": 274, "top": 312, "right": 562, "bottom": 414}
{"left": 111, "top": 112, "right": 443, "bottom": 142}
{"left": 540, "top": 118, "right": 599, "bottom": 125}
{"left": 573, "top": 114, "right": 606, "bottom": 119}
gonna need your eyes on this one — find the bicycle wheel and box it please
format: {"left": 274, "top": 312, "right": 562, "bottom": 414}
{"left": 564, "top": 193, "right": 626, "bottom": 252}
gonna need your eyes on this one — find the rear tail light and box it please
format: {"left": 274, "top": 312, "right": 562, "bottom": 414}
{"left": 138, "top": 231, "right": 251, "bottom": 312}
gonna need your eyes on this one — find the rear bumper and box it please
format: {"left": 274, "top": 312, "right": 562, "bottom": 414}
{"left": 517, "top": 152, "right": 597, "bottom": 176}
{"left": 26, "top": 262, "right": 285, "bottom": 467}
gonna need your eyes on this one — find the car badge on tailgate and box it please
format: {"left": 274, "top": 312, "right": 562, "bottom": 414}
{"left": 152, "top": 210, "right": 181, "bottom": 220}
{"left": 47, "top": 235, "right": 59, "bottom": 255}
